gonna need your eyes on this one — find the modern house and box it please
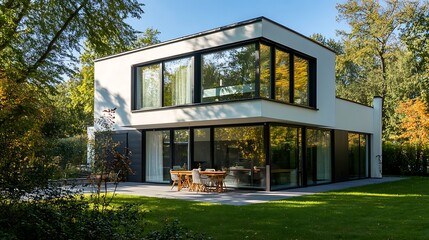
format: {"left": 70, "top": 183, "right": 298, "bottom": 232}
{"left": 93, "top": 17, "right": 382, "bottom": 191}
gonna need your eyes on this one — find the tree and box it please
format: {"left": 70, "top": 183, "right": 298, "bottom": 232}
{"left": 396, "top": 98, "right": 429, "bottom": 146}
{"left": 401, "top": 4, "right": 429, "bottom": 104}
{"left": 0, "top": 0, "right": 145, "bottom": 195}
{"left": 335, "top": 0, "right": 422, "bottom": 139}
{"left": 67, "top": 27, "right": 161, "bottom": 135}
{"left": 0, "top": 0, "right": 144, "bottom": 87}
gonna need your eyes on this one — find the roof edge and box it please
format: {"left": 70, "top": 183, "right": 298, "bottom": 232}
{"left": 95, "top": 16, "right": 336, "bottom": 62}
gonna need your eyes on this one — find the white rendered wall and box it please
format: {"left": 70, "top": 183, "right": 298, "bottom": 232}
{"left": 334, "top": 98, "right": 374, "bottom": 133}
{"left": 94, "top": 19, "right": 337, "bottom": 130}
{"left": 94, "top": 21, "right": 263, "bottom": 124}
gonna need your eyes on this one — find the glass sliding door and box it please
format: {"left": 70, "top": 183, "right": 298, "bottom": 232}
{"left": 193, "top": 128, "right": 212, "bottom": 169}
{"left": 173, "top": 129, "right": 190, "bottom": 169}
{"left": 306, "top": 129, "right": 332, "bottom": 185}
{"left": 214, "top": 126, "right": 265, "bottom": 189}
{"left": 360, "top": 135, "right": 368, "bottom": 178}
{"left": 145, "top": 130, "right": 171, "bottom": 183}
{"left": 270, "top": 125, "right": 301, "bottom": 190}
{"left": 348, "top": 133, "right": 368, "bottom": 179}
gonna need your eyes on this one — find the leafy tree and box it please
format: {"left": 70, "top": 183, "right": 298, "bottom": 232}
{"left": 67, "top": 28, "right": 161, "bottom": 135}
{"left": 401, "top": 4, "right": 429, "bottom": 104}
{"left": 0, "top": 0, "right": 145, "bottom": 195}
{"left": 335, "top": 0, "right": 422, "bottom": 139}
{"left": 396, "top": 98, "right": 429, "bottom": 146}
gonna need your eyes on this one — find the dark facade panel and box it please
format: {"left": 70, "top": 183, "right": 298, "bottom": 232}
{"left": 333, "top": 130, "right": 349, "bottom": 182}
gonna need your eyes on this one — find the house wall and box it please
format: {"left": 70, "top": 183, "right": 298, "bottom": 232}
{"left": 94, "top": 19, "right": 338, "bottom": 131}
{"left": 334, "top": 98, "right": 374, "bottom": 133}
{"left": 261, "top": 19, "right": 336, "bottom": 128}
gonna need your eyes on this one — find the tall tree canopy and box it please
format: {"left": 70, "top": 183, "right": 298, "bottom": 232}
{"left": 334, "top": 0, "right": 425, "bottom": 140}
{"left": 0, "top": 0, "right": 144, "bottom": 87}
{"left": 0, "top": 0, "right": 146, "bottom": 192}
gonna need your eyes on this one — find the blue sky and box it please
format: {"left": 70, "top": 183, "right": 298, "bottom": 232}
{"left": 128, "top": 0, "right": 349, "bottom": 42}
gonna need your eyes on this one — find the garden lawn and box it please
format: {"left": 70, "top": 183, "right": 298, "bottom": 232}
{"left": 112, "top": 177, "right": 429, "bottom": 240}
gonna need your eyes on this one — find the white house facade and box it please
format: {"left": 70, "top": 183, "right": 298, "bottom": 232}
{"left": 94, "top": 17, "right": 382, "bottom": 190}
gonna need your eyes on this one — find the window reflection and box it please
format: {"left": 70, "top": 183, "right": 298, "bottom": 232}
{"left": 275, "top": 49, "right": 290, "bottom": 103}
{"left": 260, "top": 44, "right": 271, "bottom": 98}
{"left": 201, "top": 44, "right": 256, "bottom": 102}
{"left": 294, "top": 56, "right": 309, "bottom": 106}
{"left": 348, "top": 133, "right": 368, "bottom": 179}
{"left": 270, "top": 125, "right": 301, "bottom": 189}
{"left": 214, "top": 126, "right": 265, "bottom": 189}
{"left": 193, "top": 128, "right": 211, "bottom": 169}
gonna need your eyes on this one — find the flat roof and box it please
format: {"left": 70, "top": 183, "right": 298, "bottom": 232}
{"left": 95, "top": 16, "right": 336, "bottom": 62}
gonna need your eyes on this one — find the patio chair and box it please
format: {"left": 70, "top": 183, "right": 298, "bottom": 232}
{"left": 191, "top": 169, "right": 208, "bottom": 192}
{"left": 170, "top": 170, "right": 181, "bottom": 190}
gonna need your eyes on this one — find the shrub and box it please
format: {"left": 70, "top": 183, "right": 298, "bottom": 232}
{"left": 383, "top": 142, "right": 429, "bottom": 176}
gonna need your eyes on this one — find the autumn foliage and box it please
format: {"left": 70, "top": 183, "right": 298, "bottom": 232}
{"left": 396, "top": 98, "right": 429, "bottom": 146}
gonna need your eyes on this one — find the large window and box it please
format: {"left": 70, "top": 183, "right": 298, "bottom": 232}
{"left": 214, "top": 126, "right": 265, "bottom": 189}
{"left": 294, "top": 55, "right": 309, "bottom": 105}
{"left": 163, "top": 57, "right": 193, "bottom": 106}
{"left": 270, "top": 125, "right": 301, "bottom": 190}
{"left": 145, "top": 130, "right": 171, "bottom": 183}
{"left": 306, "top": 129, "right": 331, "bottom": 185}
{"left": 193, "top": 128, "right": 212, "bottom": 169}
{"left": 275, "top": 49, "right": 290, "bottom": 102}
{"left": 201, "top": 44, "right": 256, "bottom": 102}
{"left": 260, "top": 44, "right": 271, "bottom": 98}
{"left": 136, "top": 64, "right": 161, "bottom": 109}
{"left": 134, "top": 41, "right": 315, "bottom": 110}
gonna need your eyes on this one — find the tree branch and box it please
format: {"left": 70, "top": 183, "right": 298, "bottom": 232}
{"left": 0, "top": 0, "right": 31, "bottom": 52}
{"left": 18, "top": 0, "right": 88, "bottom": 83}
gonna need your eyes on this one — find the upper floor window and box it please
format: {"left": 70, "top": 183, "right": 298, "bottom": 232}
{"left": 164, "top": 57, "right": 193, "bottom": 106}
{"left": 201, "top": 44, "right": 256, "bottom": 102}
{"left": 136, "top": 63, "right": 161, "bottom": 109}
{"left": 135, "top": 57, "right": 193, "bottom": 110}
{"left": 133, "top": 41, "right": 315, "bottom": 110}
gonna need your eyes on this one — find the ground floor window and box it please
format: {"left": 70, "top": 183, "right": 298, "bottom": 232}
{"left": 214, "top": 126, "right": 266, "bottom": 189}
{"left": 145, "top": 130, "right": 171, "bottom": 183}
{"left": 142, "top": 124, "right": 368, "bottom": 189}
{"left": 348, "top": 133, "right": 368, "bottom": 179}
{"left": 306, "top": 129, "right": 332, "bottom": 185}
{"left": 270, "top": 125, "right": 301, "bottom": 190}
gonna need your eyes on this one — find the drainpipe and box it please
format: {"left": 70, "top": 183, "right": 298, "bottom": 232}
{"left": 371, "top": 96, "right": 383, "bottom": 178}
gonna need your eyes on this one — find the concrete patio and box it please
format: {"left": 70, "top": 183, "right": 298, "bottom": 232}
{"left": 88, "top": 177, "right": 404, "bottom": 206}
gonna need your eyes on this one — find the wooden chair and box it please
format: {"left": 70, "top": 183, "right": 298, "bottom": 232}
{"left": 170, "top": 170, "right": 180, "bottom": 190}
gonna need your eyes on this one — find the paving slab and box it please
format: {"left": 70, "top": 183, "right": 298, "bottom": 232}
{"left": 87, "top": 177, "right": 403, "bottom": 206}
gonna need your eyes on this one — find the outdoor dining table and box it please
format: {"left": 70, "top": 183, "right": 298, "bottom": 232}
{"left": 170, "top": 170, "right": 192, "bottom": 191}
{"left": 199, "top": 171, "right": 227, "bottom": 193}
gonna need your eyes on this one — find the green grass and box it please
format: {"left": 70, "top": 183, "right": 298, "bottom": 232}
{"left": 112, "top": 177, "right": 429, "bottom": 239}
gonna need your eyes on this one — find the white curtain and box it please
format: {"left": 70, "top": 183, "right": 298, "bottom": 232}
{"left": 146, "top": 131, "right": 164, "bottom": 182}
{"left": 173, "top": 60, "right": 192, "bottom": 105}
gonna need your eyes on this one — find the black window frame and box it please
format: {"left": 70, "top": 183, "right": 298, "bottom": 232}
{"left": 131, "top": 39, "right": 317, "bottom": 111}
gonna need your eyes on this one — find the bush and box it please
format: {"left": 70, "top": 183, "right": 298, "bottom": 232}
{"left": 383, "top": 142, "right": 429, "bottom": 176}
{"left": 0, "top": 192, "right": 145, "bottom": 240}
